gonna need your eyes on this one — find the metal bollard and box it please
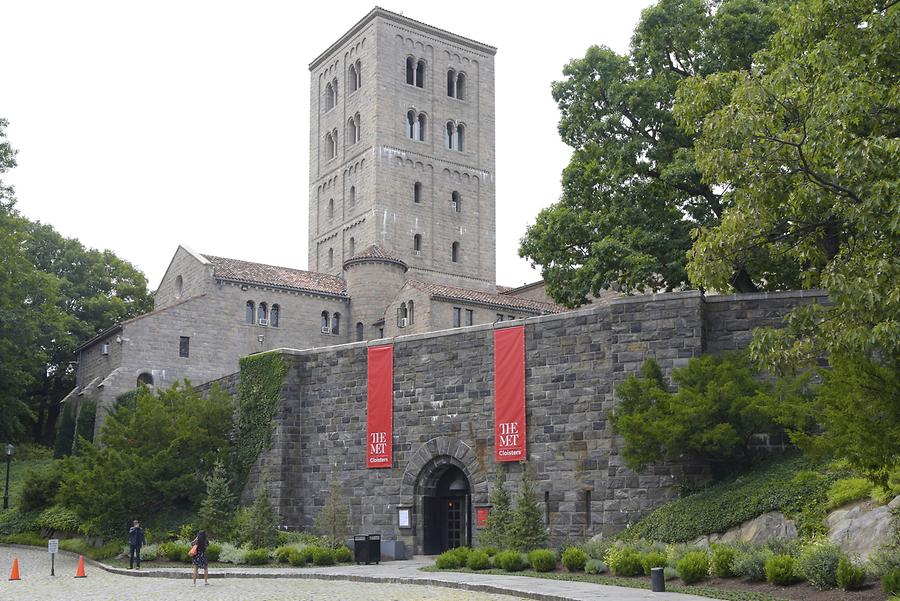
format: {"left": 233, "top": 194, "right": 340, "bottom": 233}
{"left": 650, "top": 567, "right": 666, "bottom": 592}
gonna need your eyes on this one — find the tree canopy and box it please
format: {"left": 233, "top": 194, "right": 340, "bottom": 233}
{"left": 519, "top": 0, "right": 794, "bottom": 307}
{"left": 676, "top": 0, "right": 899, "bottom": 368}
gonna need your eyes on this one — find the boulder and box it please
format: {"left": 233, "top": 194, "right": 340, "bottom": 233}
{"left": 719, "top": 511, "right": 798, "bottom": 545}
{"left": 827, "top": 495, "right": 899, "bottom": 560}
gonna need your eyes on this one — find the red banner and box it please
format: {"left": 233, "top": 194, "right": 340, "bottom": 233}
{"left": 366, "top": 345, "right": 393, "bottom": 468}
{"left": 494, "top": 326, "right": 526, "bottom": 462}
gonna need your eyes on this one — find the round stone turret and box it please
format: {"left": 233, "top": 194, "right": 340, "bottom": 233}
{"left": 343, "top": 244, "right": 408, "bottom": 340}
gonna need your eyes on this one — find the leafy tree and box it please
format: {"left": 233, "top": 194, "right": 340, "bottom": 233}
{"left": 198, "top": 458, "right": 236, "bottom": 538}
{"left": 767, "top": 355, "right": 899, "bottom": 486}
{"left": 313, "top": 479, "right": 350, "bottom": 549}
{"left": 70, "top": 400, "right": 97, "bottom": 455}
{"left": 519, "top": 0, "right": 794, "bottom": 307}
{"left": 56, "top": 382, "right": 233, "bottom": 534}
{"left": 237, "top": 479, "right": 279, "bottom": 549}
{"left": 675, "top": 0, "right": 899, "bottom": 369}
{"left": 610, "top": 354, "right": 775, "bottom": 472}
{"left": 480, "top": 466, "right": 513, "bottom": 549}
{"left": 510, "top": 464, "right": 546, "bottom": 552}
{"left": 53, "top": 399, "right": 77, "bottom": 459}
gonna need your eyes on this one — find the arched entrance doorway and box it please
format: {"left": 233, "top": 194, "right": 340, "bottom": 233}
{"left": 422, "top": 465, "right": 471, "bottom": 554}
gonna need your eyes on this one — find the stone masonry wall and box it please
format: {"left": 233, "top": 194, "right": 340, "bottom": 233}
{"left": 243, "top": 290, "right": 824, "bottom": 552}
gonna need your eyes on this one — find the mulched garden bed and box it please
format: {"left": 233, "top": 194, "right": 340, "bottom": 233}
{"left": 704, "top": 576, "right": 887, "bottom": 601}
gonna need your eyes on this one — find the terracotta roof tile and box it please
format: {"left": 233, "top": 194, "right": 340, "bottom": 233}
{"left": 406, "top": 279, "right": 566, "bottom": 314}
{"left": 202, "top": 254, "right": 347, "bottom": 296}
{"left": 343, "top": 244, "right": 407, "bottom": 268}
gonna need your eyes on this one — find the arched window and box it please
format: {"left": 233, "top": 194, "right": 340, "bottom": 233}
{"left": 137, "top": 372, "right": 153, "bottom": 387}
{"left": 328, "top": 247, "right": 334, "bottom": 267}
{"left": 348, "top": 117, "right": 358, "bottom": 145}
{"left": 332, "top": 312, "right": 340, "bottom": 335}
{"left": 451, "top": 191, "right": 461, "bottom": 213}
{"left": 417, "top": 113, "right": 426, "bottom": 141}
{"left": 447, "top": 69, "right": 456, "bottom": 97}
{"left": 446, "top": 122, "right": 455, "bottom": 149}
{"left": 258, "top": 302, "right": 268, "bottom": 323}
{"left": 354, "top": 113, "right": 361, "bottom": 143}
{"left": 406, "top": 57, "right": 415, "bottom": 85}
{"left": 456, "top": 123, "right": 465, "bottom": 152}
{"left": 356, "top": 322, "right": 364, "bottom": 341}
{"left": 326, "top": 132, "right": 336, "bottom": 159}
{"left": 328, "top": 198, "right": 334, "bottom": 219}
{"left": 408, "top": 300, "right": 414, "bottom": 324}
{"left": 349, "top": 236, "right": 355, "bottom": 256}
{"left": 451, "top": 241, "right": 460, "bottom": 263}
{"left": 331, "top": 77, "right": 338, "bottom": 104}
{"left": 175, "top": 275, "right": 183, "bottom": 298}
{"left": 415, "top": 60, "right": 425, "bottom": 88}
{"left": 413, "top": 181, "right": 422, "bottom": 203}
{"left": 348, "top": 63, "right": 358, "bottom": 93}
{"left": 321, "top": 311, "right": 330, "bottom": 331}
{"left": 270, "top": 304, "right": 280, "bottom": 327}
{"left": 456, "top": 72, "right": 466, "bottom": 100}
{"left": 355, "top": 60, "right": 362, "bottom": 89}
{"left": 324, "top": 81, "right": 335, "bottom": 111}
{"left": 246, "top": 300, "right": 255, "bottom": 324}
{"left": 406, "top": 110, "right": 416, "bottom": 139}
{"left": 399, "top": 302, "right": 408, "bottom": 327}
{"left": 413, "top": 233, "right": 422, "bottom": 254}
{"left": 349, "top": 185, "right": 356, "bottom": 206}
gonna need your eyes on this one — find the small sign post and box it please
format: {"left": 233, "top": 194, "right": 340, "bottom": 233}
{"left": 48, "top": 539, "right": 58, "bottom": 576}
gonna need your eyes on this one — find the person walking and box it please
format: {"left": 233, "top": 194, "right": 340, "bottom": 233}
{"left": 190, "top": 530, "right": 210, "bottom": 585}
{"left": 128, "top": 519, "right": 146, "bottom": 569}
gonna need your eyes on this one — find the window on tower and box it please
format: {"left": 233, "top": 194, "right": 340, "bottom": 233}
{"left": 451, "top": 241, "right": 460, "bottom": 263}
{"left": 447, "top": 69, "right": 456, "bottom": 97}
{"left": 456, "top": 72, "right": 466, "bottom": 100}
{"left": 406, "top": 57, "right": 415, "bottom": 85}
{"left": 451, "top": 191, "right": 461, "bottom": 213}
{"left": 414, "top": 181, "right": 422, "bottom": 203}
{"left": 415, "top": 60, "right": 425, "bottom": 88}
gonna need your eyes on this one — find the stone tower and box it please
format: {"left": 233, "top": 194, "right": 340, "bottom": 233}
{"left": 308, "top": 8, "right": 497, "bottom": 292}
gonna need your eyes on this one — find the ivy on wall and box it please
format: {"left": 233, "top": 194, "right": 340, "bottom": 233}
{"left": 233, "top": 352, "right": 289, "bottom": 495}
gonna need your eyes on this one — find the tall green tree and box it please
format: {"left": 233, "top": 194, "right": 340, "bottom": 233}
{"left": 313, "top": 478, "right": 350, "bottom": 549}
{"left": 480, "top": 466, "right": 513, "bottom": 549}
{"left": 676, "top": 0, "right": 899, "bottom": 369}
{"left": 519, "top": 0, "right": 794, "bottom": 307}
{"left": 198, "top": 458, "right": 236, "bottom": 538}
{"left": 237, "top": 479, "right": 279, "bottom": 549}
{"left": 510, "top": 464, "right": 546, "bottom": 552}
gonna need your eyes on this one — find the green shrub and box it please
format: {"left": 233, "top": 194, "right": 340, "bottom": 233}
{"left": 312, "top": 547, "right": 335, "bottom": 566}
{"left": 882, "top": 568, "right": 900, "bottom": 596}
{"left": 435, "top": 549, "right": 462, "bottom": 569}
{"left": 585, "top": 559, "right": 607, "bottom": 574}
{"left": 158, "top": 541, "right": 189, "bottom": 562}
{"left": 274, "top": 545, "right": 294, "bottom": 564}
{"left": 334, "top": 545, "right": 352, "bottom": 563}
{"left": 495, "top": 550, "right": 527, "bottom": 572}
{"left": 467, "top": 550, "right": 491, "bottom": 570}
{"left": 287, "top": 548, "right": 305, "bottom": 566}
{"left": 710, "top": 544, "right": 737, "bottom": 577}
{"left": 826, "top": 478, "right": 873, "bottom": 511}
{"left": 58, "top": 538, "right": 120, "bottom": 560}
{"left": 765, "top": 537, "right": 802, "bottom": 558}
{"left": 205, "top": 543, "right": 221, "bottom": 563}
{"left": 0, "top": 510, "right": 37, "bottom": 537}
{"left": 479, "top": 545, "right": 498, "bottom": 557}
{"left": 298, "top": 545, "right": 316, "bottom": 564}
{"left": 640, "top": 550, "right": 668, "bottom": 575}
{"left": 765, "top": 554, "right": 799, "bottom": 585}
{"left": 605, "top": 546, "right": 644, "bottom": 577}
{"left": 529, "top": 549, "right": 557, "bottom": 572}
{"left": 836, "top": 557, "right": 866, "bottom": 590}
{"left": 797, "top": 539, "right": 843, "bottom": 589}
{"left": 664, "top": 566, "right": 678, "bottom": 580}
{"left": 676, "top": 551, "right": 709, "bottom": 584}
{"left": 218, "top": 542, "right": 247, "bottom": 564}
{"left": 1, "top": 531, "right": 45, "bottom": 546}
{"left": 583, "top": 539, "right": 610, "bottom": 561}
{"left": 244, "top": 548, "right": 270, "bottom": 565}
{"left": 18, "top": 463, "right": 62, "bottom": 512}
{"left": 561, "top": 547, "right": 588, "bottom": 572}
{"left": 34, "top": 505, "right": 80, "bottom": 532}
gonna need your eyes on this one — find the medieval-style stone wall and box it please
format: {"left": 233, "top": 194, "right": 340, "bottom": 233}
{"left": 244, "top": 289, "right": 826, "bottom": 551}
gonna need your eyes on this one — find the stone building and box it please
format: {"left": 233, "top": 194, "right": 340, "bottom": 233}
{"left": 68, "top": 8, "right": 567, "bottom": 433}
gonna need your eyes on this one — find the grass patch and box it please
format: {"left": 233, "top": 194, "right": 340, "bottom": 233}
{"left": 619, "top": 453, "right": 844, "bottom": 542}
{"left": 421, "top": 566, "right": 789, "bottom": 601}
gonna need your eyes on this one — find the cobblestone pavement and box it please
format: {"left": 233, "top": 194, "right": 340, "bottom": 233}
{"left": 0, "top": 547, "right": 526, "bottom": 601}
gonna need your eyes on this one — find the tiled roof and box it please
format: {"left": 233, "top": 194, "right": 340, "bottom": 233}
{"left": 495, "top": 285, "right": 514, "bottom": 293}
{"left": 343, "top": 244, "right": 407, "bottom": 269}
{"left": 406, "top": 279, "right": 566, "bottom": 314}
{"left": 202, "top": 254, "right": 347, "bottom": 296}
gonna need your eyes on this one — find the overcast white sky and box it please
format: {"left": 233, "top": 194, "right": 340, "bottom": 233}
{"left": 3, "top": 1, "right": 653, "bottom": 290}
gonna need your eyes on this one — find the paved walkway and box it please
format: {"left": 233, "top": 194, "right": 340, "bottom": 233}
{"left": 1, "top": 545, "right": 710, "bottom": 601}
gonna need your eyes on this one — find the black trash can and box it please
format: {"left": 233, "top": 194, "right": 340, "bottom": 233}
{"left": 365, "top": 533, "right": 381, "bottom": 564}
{"left": 353, "top": 535, "right": 369, "bottom": 564}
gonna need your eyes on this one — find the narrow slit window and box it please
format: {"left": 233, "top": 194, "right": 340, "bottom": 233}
{"left": 246, "top": 300, "right": 255, "bottom": 324}
{"left": 179, "top": 336, "right": 190, "bottom": 358}
{"left": 456, "top": 72, "right": 466, "bottom": 100}
{"left": 447, "top": 69, "right": 456, "bottom": 97}
{"left": 270, "top": 304, "right": 280, "bottom": 327}
{"left": 406, "top": 57, "right": 414, "bottom": 85}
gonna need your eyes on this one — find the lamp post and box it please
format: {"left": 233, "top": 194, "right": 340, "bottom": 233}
{"left": 3, "top": 443, "right": 13, "bottom": 510}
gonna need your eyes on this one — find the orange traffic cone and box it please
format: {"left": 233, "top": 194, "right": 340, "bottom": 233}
{"left": 8, "top": 557, "right": 20, "bottom": 580}
{"left": 74, "top": 555, "right": 86, "bottom": 578}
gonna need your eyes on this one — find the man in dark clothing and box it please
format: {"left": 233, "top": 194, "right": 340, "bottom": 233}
{"left": 128, "top": 519, "right": 146, "bottom": 569}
